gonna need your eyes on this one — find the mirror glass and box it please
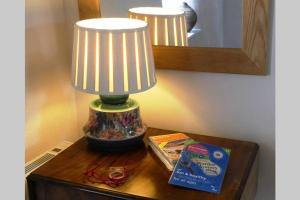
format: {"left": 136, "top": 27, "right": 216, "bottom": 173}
{"left": 100, "top": 0, "right": 242, "bottom": 48}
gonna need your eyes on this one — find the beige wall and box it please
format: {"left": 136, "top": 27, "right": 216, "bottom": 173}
{"left": 25, "top": 0, "right": 80, "bottom": 162}
{"left": 26, "top": 1, "right": 274, "bottom": 199}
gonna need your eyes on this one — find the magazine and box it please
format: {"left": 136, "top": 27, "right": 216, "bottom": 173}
{"left": 168, "top": 140, "right": 231, "bottom": 193}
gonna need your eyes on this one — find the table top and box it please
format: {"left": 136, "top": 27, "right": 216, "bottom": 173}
{"left": 28, "top": 127, "right": 258, "bottom": 200}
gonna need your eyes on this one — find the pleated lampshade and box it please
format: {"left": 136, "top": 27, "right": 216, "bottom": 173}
{"left": 72, "top": 18, "right": 156, "bottom": 95}
{"left": 129, "top": 7, "right": 188, "bottom": 46}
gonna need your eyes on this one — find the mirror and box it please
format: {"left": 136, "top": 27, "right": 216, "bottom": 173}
{"left": 100, "top": 0, "right": 242, "bottom": 48}
{"left": 78, "top": 0, "right": 270, "bottom": 75}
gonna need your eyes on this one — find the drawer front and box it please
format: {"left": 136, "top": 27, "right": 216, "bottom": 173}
{"left": 27, "top": 179, "right": 141, "bottom": 200}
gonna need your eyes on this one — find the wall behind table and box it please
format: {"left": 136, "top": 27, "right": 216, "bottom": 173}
{"left": 25, "top": 0, "right": 80, "bottom": 162}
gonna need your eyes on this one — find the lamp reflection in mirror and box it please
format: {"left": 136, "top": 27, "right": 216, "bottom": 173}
{"left": 129, "top": 7, "right": 188, "bottom": 46}
{"left": 71, "top": 18, "right": 156, "bottom": 151}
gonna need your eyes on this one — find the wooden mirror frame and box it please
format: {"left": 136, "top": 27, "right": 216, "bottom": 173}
{"left": 78, "top": 0, "right": 270, "bottom": 75}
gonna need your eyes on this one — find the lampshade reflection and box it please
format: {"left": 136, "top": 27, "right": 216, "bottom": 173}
{"left": 129, "top": 7, "right": 188, "bottom": 46}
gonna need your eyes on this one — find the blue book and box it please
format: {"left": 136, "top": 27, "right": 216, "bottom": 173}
{"left": 168, "top": 140, "right": 231, "bottom": 193}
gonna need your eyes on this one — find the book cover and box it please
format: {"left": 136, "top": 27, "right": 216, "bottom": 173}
{"left": 168, "top": 140, "right": 231, "bottom": 193}
{"left": 148, "top": 133, "right": 192, "bottom": 170}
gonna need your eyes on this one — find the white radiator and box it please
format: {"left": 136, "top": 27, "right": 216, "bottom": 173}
{"left": 25, "top": 141, "right": 73, "bottom": 200}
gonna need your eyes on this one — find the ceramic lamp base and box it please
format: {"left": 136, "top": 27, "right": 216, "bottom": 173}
{"left": 83, "top": 98, "right": 147, "bottom": 152}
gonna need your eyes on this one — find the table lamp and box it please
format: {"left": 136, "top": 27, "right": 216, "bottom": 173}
{"left": 71, "top": 18, "right": 156, "bottom": 151}
{"left": 128, "top": 7, "right": 188, "bottom": 46}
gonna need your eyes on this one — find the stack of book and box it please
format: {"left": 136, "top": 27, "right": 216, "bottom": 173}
{"left": 148, "top": 133, "right": 193, "bottom": 171}
{"left": 148, "top": 133, "right": 231, "bottom": 194}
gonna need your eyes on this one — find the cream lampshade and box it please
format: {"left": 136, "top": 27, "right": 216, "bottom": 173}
{"left": 129, "top": 7, "right": 188, "bottom": 46}
{"left": 72, "top": 18, "right": 156, "bottom": 95}
{"left": 71, "top": 18, "right": 157, "bottom": 151}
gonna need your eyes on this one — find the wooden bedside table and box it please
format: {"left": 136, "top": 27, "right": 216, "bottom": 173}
{"left": 27, "top": 127, "right": 259, "bottom": 200}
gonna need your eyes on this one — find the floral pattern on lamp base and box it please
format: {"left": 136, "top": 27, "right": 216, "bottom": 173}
{"left": 83, "top": 106, "right": 147, "bottom": 141}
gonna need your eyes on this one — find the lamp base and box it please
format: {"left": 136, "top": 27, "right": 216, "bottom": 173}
{"left": 99, "top": 94, "right": 129, "bottom": 105}
{"left": 86, "top": 132, "right": 145, "bottom": 152}
{"left": 83, "top": 98, "right": 147, "bottom": 152}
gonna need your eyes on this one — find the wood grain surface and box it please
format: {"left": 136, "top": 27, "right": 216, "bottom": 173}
{"left": 77, "top": 0, "right": 270, "bottom": 75}
{"left": 78, "top": 0, "right": 100, "bottom": 20}
{"left": 153, "top": 46, "right": 262, "bottom": 75}
{"left": 28, "top": 127, "right": 258, "bottom": 200}
{"left": 243, "top": 0, "right": 270, "bottom": 74}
